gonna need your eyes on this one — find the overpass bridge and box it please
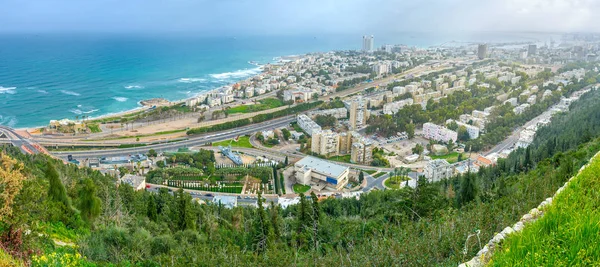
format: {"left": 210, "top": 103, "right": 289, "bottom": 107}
{"left": 0, "top": 126, "right": 47, "bottom": 154}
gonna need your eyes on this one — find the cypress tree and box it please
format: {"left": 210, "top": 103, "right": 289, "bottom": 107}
{"left": 147, "top": 195, "right": 158, "bottom": 222}
{"left": 78, "top": 178, "right": 102, "bottom": 224}
{"left": 46, "top": 163, "right": 70, "bottom": 207}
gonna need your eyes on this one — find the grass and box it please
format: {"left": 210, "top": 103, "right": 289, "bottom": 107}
{"left": 226, "top": 98, "right": 284, "bottom": 114}
{"left": 384, "top": 176, "right": 410, "bottom": 189}
{"left": 430, "top": 152, "right": 465, "bottom": 164}
{"left": 87, "top": 123, "right": 101, "bottom": 133}
{"left": 212, "top": 136, "right": 254, "bottom": 148}
{"left": 293, "top": 184, "right": 311, "bottom": 194}
{"left": 328, "top": 154, "right": 352, "bottom": 163}
{"left": 373, "top": 172, "right": 387, "bottom": 178}
{"left": 118, "top": 144, "right": 147, "bottom": 148}
{"left": 490, "top": 154, "right": 600, "bottom": 266}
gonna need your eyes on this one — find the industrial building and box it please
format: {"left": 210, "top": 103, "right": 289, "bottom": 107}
{"left": 295, "top": 156, "right": 349, "bottom": 190}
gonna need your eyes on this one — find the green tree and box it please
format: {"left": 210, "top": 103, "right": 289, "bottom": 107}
{"left": 458, "top": 172, "right": 477, "bottom": 206}
{"left": 147, "top": 195, "right": 158, "bottom": 222}
{"left": 406, "top": 123, "right": 416, "bottom": 139}
{"left": 252, "top": 192, "right": 270, "bottom": 253}
{"left": 46, "top": 163, "right": 70, "bottom": 208}
{"left": 412, "top": 144, "right": 424, "bottom": 155}
{"left": 458, "top": 126, "right": 470, "bottom": 141}
{"left": 78, "top": 178, "right": 102, "bottom": 224}
{"left": 358, "top": 171, "right": 364, "bottom": 183}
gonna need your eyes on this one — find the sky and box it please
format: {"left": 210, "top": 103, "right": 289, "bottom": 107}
{"left": 1, "top": 0, "right": 599, "bottom": 35}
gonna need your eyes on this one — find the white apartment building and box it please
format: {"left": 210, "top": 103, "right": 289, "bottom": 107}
{"left": 447, "top": 119, "right": 480, "bottom": 139}
{"left": 383, "top": 98, "right": 414, "bottom": 115}
{"left": 297, "top": 114, "right": 322, "bottom": 136}
{"left": 423, "top": 122, "right": 458, "bottom": 143}
{"left": 308, "top": 108, "right": 348, "bottom": 119}
{"left": 424, "top": 159, "right": 454, "bottom": 182}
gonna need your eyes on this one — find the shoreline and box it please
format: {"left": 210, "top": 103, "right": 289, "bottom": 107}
{"left": 18, "top": 57, "right": 284, "bottom": 132}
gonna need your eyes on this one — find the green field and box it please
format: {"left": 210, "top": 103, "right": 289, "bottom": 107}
{"left": 490, "top": 155, "right": 600, "bottom": 266}
{"left": 212, "top": 136, "right": 254, "bottom": 148}
{"left": 293, "top": 184, "right": 311, "bottom": 194}
{"left": 430, "top": 152, "right": 465, "bottom": 164}
{"left": 226, "top": 98, "right": 284, "bottom": 114}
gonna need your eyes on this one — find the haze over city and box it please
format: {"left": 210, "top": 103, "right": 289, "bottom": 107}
{"left": 1, "top": 0, "right": 599, "bottom": 34}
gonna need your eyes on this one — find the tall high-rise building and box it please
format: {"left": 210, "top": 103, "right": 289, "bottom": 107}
{"left": 362, "top": 35, "right": 374, "bottom": 52}
{"left": 477, "top": 44, "right": 488, "bottom": 60}
{"left": 528, "top": 44, "right": 537, "bottom": 56}
{"left": 349, "top": 101, "right": 358, "bottom": 129}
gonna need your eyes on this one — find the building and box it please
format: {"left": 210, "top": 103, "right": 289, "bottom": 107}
{"left": 345, "top": 97, "right": 369, "bottom": 129}
{"left": 295, "top": 156, "right": 350, "bottom": 190}
{"left": 362, "top": 35, "right": 374, "bottom": 52}
{"left": 478, "top": 44, "right": 488, "bottom": 60}
{"left": 447, "top": 120, "right": 480, "bottom": 139}
{"left": 297, "top": 114, "right": 322, "bottom": 136}
{"left": 308, "top": 108, "right": 347, "bottom": 119}
{"left": 311, "top": 130, "right": 340, "bottom": 157}
{"left": 424, "top": 159, "right": 454, "bottom": 182}
{"left": 423, "top": 123, "right": 458, "bottom": 143}
{"left": 372, "top": 63, "right": 390, "bottom": 75}
{"left": 350, "top": 141, "right": 373, "bottom": 165}
{"left": 528, "top": 44, "right": 537, "bottom": 56}
{"left": 338, "top": 132, "right": 353, "bottom": 155}
{"left": 120, "top": 174, "right": 146, "bottom": 191}
{"left": 383, "top": 98, "right": 414, "bottom": 115}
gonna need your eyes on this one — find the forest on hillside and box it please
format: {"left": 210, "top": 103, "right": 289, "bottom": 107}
{"left": 2, "top": 89, "right": 600, "bottom": 265}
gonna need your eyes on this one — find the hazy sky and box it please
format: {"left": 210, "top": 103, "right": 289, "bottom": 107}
{"left": 1, "top": 0, "right": 598, "bottom": 34}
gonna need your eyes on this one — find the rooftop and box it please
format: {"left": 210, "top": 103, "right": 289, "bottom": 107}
{"left": 295, "top": 156, "right": 349, "bottom": 178}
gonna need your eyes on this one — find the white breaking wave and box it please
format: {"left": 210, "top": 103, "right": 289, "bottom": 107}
{"left": 69, "top": 108, "right": 99, "bottom": 115}
{"left": 37, "top": 89, "right": 49, "bottom": 94}
{"left": 178, "top": 78, "right": 207, "bottom": 83}
{"left": 124, "top": 85, "right": 144, "bottom": 89}
{"left": 61, "top": 90, "right": 81, "bottom": 96}
{"left": 209, "top": 67, "right": 262, "bottom": 80}
{"left": 0, "top": 86, "right": 16, "bottom": 94}
{"left": 112, "top": 97, "right": 128, "bottom": 102}
{"left": 0, "top": 115, "right": 18, "bottom": 127}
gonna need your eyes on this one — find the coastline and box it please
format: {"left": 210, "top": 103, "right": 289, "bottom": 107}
{"left": 19, "top": 57, "right": 282, "bottom": 132}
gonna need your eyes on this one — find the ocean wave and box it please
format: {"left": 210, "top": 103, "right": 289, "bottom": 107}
{"left": 0, "top": 115, "right": 18, "bottom": 127}
{"left": 178, "top": 78, "right": 207, "bottom": 83}
{"left": 209, "top": 67, "right": 262, "bottom": 80}
{"left": 0, "top": 86, "right": 17, "bottom": 95}
{"left": 69, "top": 108, "right": 99, "bottom": 115}
{"left": 37, "top": 89, "right": 49, "bottom": 94}
{"left": 112, "top": 97, "right": 128, "bottom": 102}
{"left": 124, "top": 85, "right": 144, "bottom": 89}
{"left": 61, "top": 90, "right": 81, "bottom": 96}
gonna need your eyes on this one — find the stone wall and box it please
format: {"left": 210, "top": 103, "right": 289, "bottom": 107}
{"left": 459, "top": 151, "right": 600, "bottom": 267}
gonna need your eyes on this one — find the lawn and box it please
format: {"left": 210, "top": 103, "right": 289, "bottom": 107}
{"left": 384, "top": 176, "right": 409, "bottom": 189}
{"left": 431, "top": 152, "right": 465, "bottom": 164}
{"left": 226, "top": 98, "right": 284, "bottom": 114}
{"left": 293, "top": 184, "right": 311, "bottom": 194}
{"left": 212, "top": 136, "right": 254, "bottom": 148}
{"left": 328, "top": 154, "right": 352, "bottom": 163}
{"left": 490, "top": 154, "right": 600, "bottom": 266}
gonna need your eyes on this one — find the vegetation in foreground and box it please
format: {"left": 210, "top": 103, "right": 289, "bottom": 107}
{"left": 490, "top": 154, "right": 600, "bottom": 266}
{"left": 212, "top": 136, "right": 254, "bottom": 148}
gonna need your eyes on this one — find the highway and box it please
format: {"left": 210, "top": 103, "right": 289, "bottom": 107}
{"left": 0, "top": 125, "right": 43, "bottom": 154}
{"left": 51, "top": 116, "right": 296, "bottom": 161}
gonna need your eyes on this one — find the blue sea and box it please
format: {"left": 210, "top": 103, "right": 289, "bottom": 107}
{"left": 0, "top": 32, "right": 557, "bottom": 128}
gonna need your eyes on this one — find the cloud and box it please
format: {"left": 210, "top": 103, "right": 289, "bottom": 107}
{"left": 0, "top": 0, "right": 598, "bottom": 34}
